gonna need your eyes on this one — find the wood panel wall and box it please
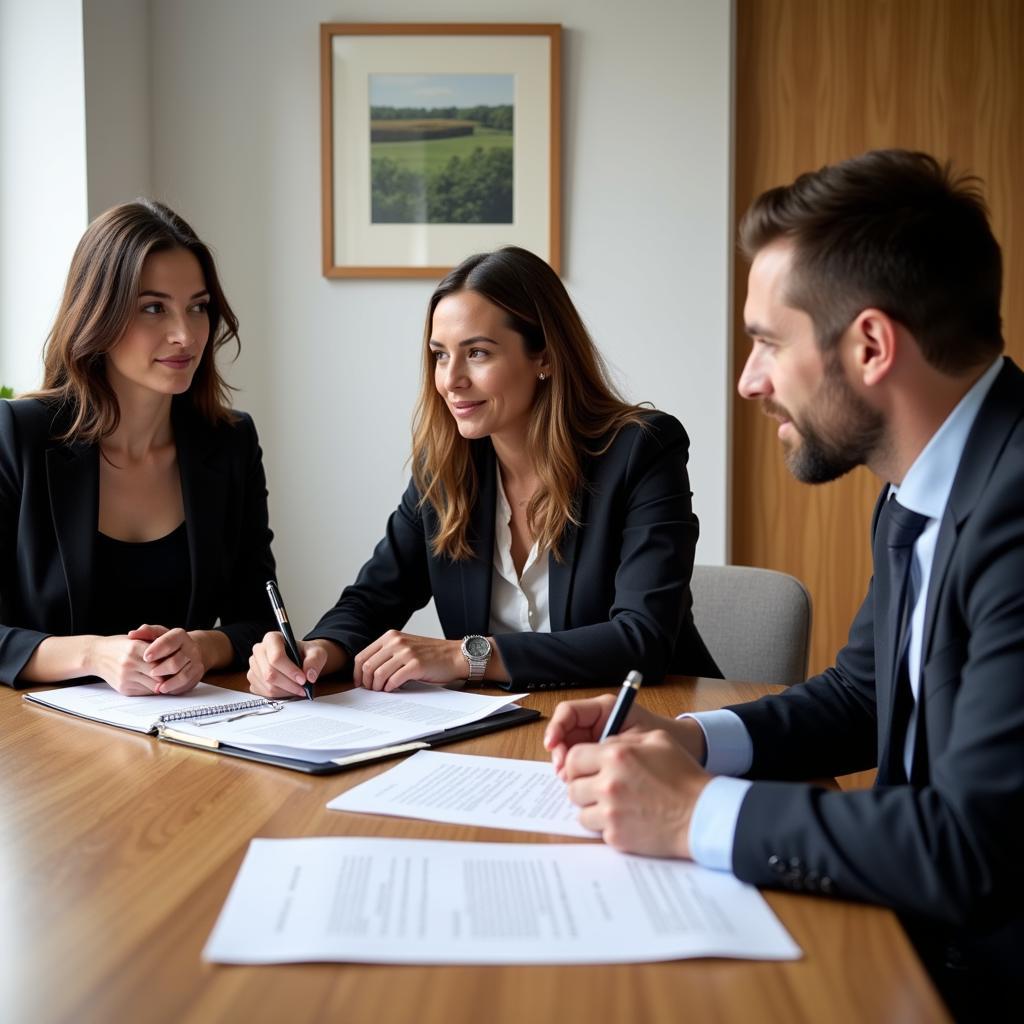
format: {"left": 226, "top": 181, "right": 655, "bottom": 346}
{"left": 732, "top": 0, "right": 1024, "bottom": 676}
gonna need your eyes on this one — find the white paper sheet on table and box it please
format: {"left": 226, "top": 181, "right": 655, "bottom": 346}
{"left": 203, "top": 836, "right": 802, "bottom": 965}
{"left": 328, "top": 750, "right": 598, "bottom": 838}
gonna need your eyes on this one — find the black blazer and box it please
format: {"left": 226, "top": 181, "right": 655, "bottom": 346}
{"left": 0, "top": 396, "right": 277, "bottom": 686}
{"left": 308, "top": 411, "right": 719, "bottom": 686}
{"left": 725, "top": 358, "right": 1024, "bottom": 1001}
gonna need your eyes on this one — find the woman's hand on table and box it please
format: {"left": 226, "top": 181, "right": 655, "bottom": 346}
{"left": 353, "top": 631, "right": 467, "bottom": 692}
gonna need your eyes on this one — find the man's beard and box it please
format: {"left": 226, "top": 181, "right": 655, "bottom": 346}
{"left": 767, "top": 357, "right": 885, "bottom": 484}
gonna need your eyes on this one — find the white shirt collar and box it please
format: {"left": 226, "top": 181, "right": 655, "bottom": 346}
{"left": 891, "top": 357, "right": 1003, "bottom": 519}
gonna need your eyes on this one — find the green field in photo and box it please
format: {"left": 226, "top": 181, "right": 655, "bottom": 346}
{"left": 371, "top": 127, "right": 513, "bottom": 174}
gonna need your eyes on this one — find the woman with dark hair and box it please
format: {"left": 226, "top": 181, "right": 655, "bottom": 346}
{"left": 249, "top": 246, "right": 717, "bottom": 696}
{"left": 0, "top": 199, "right": 276, "bottom": 693}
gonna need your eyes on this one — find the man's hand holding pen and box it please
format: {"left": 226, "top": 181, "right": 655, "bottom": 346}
{"left": 545, "top": 688, "right": 712, "bottom": 859}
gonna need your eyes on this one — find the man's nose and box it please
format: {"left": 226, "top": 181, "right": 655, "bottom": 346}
{"left": 737, "top": 349, "right": 770, "bottom": 400}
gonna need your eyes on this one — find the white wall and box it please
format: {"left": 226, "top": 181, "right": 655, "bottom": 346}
{"left": 108, "top": 0, "right": 733, "bottom": 634}
{"left": 83, "top": 0, "right": 152, "bottom": 217}
{"left": 0, "top": 0, "right": 89, "bottom": 393}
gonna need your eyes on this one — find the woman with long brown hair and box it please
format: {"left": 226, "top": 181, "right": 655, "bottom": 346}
{"left": 249, "top": 246, "right": 717, "bottom": 696}
{"left": 0, "top": 199, "right": 276, "bottom": 693}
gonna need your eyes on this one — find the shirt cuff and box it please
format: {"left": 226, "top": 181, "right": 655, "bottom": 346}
{"left": 688, "top": 775, "right": 753, "bottom": 872}
{"left": 678, "top": 709, "right": 754, "bottom": 776}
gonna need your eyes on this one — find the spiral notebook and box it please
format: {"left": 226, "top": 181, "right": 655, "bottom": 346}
{"left": 24, "top": 682, "right": 279, "bottom": 734}
{"left": 24, "top": 682, "right": 539, "bottom": 775}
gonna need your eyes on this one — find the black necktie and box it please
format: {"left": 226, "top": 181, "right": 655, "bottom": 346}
{"left": 882, "top": 497, "right": 930, "bottom": 785}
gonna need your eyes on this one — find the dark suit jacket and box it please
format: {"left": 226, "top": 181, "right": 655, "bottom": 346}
{"left": 726, "top": 358, "right": 1024, "bottom": 1000}
{"left": 0, "top": 396, "right": 277, "bottom": 686}
{"left": 308, "top": 411, "right": 719, "bottom": 686}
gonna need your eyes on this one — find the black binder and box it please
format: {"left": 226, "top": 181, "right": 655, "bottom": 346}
{"left": 157, "top": 705, "right": 541, "bottom": 774}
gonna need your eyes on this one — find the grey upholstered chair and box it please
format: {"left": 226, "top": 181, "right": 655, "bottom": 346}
{"left": 689, "top": 565, "right": 812, "bottom": 686}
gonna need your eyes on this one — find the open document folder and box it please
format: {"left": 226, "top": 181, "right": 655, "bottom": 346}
{"left": 204, "top": 836, "right": 802, "bottom": 965}
{"left": 25, "top": 682, "right": 537, "bottom": 773}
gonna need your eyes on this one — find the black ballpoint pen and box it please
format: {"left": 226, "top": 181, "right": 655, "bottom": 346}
{"left": 599, "top": 670, "right": 643, "bottom": 740}
{"left": 265, "top": 580, "right": 313, "bottom": 700}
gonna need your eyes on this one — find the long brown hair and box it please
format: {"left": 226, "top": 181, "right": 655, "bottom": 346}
{"left": 28, "top": 198, "right": 239, "bottom": 441}
{"left": 412, "top": 246, "right": 648, "bottom": 561}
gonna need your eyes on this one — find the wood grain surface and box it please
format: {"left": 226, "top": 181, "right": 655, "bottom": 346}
{"left": 0, "top": 675, "right": 948, "bottom": 1024}
{"left": 732, "top": 0, "right": 1024, "bottom": 676}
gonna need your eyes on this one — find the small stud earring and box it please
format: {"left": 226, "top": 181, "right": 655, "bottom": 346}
{"left": 538, "top": 372, "right": 547, "bottom": 381}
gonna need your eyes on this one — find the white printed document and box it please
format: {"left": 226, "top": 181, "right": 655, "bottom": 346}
{"left": 203, "top": 836, "right": 802, "bottom": 965}
{"left": 328, "top": 750, "right": 597, "bottom": 838}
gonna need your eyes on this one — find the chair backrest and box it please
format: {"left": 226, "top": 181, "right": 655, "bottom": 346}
{"left": 690, "top": 564, "right": 812, "bottom": 686}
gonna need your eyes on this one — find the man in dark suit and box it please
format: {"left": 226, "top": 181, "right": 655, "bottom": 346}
{"left": 546, "top": 150, "right": 1024, "bottom": 1018}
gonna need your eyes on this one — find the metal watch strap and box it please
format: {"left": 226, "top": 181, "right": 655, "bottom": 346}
{"left": 462, "top": 635, "right": 490, "bottom": 684}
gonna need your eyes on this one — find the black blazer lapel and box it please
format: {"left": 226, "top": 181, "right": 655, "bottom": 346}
{"left": 174, "top": 403, "right": 227, "bottom": 625}
{"left": 459, "top": 443, "right": 497, "bottom": 635}
{"left": 45, "top": 443, "right": 98, "bottom": 634}
{"left": 920, "top": 359, "right": 1024, "bottom": 664}
{"left": 548, "top": 490, "right": 585, "bottom": 633}
{"left": 869, "top": 487, "right": 904, "bottom": 784}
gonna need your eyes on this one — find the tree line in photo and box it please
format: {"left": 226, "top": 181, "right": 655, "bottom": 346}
{"left": 371, "top": 104, "right": 514, "bottom": 131}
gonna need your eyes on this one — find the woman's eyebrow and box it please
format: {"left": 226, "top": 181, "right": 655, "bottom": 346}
{"left": 138, "top": 289, "right": 210, "bottom": 300}
{"left": 428, "top": 336, "right": 500, "bottom": 347}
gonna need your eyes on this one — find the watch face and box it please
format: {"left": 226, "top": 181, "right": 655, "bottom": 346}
{"left": 465, "top": 636, "right": 490, "bottom": 658}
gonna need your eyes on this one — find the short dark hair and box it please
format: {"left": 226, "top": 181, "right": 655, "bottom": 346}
{"left": 31, "top": 198, "right": 239, "bottom": 442}
{"left": 739, "top": 149, "right": 1004, "bottom": 373}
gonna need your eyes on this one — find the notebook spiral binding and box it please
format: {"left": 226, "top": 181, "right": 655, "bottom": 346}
{"left": 157, "top": 697, "right": 274, "bottom": 724}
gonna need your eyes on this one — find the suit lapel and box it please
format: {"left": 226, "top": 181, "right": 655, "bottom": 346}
{"left": 869, "top": 488, "right": 904, "bottom": 785}
{"left": 920, "top": 359, "right": 1024, "bottom": 664}
{"left": 459, "top": 442, "right": 497, "bottom": 635}
{"left": 174, "top": 402, "right": 226, "bottom": 624}
{"left": 46, "top": 442, "right": 99, "bottom": 634}
{"left": 548, "top": 491, "right": 585, "bottom": 632}
{"left": 920, "top": 507, "right": 960, "bottom": 665}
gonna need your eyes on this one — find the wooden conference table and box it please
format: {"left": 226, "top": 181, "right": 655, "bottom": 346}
{"left": 1, "top": 675, "right": 948, "bottom": 1024}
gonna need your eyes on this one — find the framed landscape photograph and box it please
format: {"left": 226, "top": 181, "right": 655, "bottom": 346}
{"left": 320, "top": 23, "right": 561, "bottom": 278}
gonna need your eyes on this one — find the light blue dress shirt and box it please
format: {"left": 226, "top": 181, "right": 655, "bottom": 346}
{"left": 685, "top": 357, "right": 1004, "bottom": 873}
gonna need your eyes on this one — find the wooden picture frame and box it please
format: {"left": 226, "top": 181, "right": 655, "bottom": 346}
{"left": 320, "top": 23, "right": 561, "bottom": 278}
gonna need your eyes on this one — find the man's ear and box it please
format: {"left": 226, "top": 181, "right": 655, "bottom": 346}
{"left": 847, "top": 308, "right": 899, "bottom": 387}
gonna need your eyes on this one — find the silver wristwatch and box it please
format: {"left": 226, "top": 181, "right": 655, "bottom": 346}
{"left": 460, "top": 634, "right": 492, "bottom": 684}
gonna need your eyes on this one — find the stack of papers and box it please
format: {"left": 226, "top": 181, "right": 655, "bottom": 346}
{"left": 161, "top": 685, "right": 525, "bottom": 763}
{"left": 25, "top": 682, "right": 527, "bottom": 765}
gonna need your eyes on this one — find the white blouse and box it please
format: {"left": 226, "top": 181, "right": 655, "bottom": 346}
{"left": 488, "top": 473, "right": 551, "bottom": 636}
